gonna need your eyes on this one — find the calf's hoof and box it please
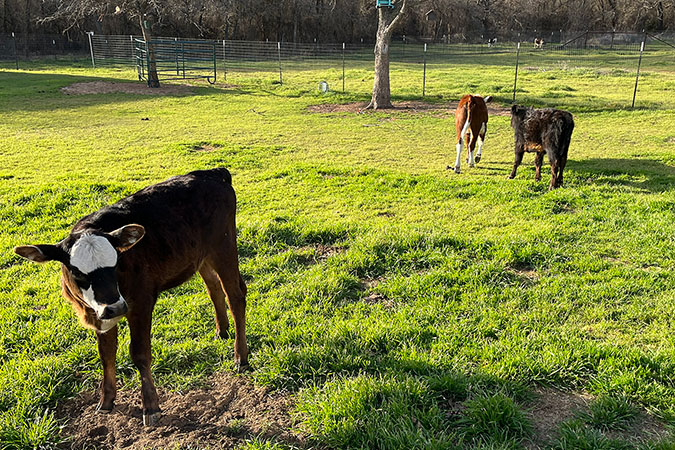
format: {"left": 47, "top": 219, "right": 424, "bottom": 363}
{"left": 235, "top": 361, "right": 252, "bottom": 373}
{"left": 469, "top": 163, "right": 475, "bottom": 168}
{"left": 475, "top": 155, "right": 481, "bottom": 163}
{"left": 96, "top": 402, "right": 114, "bottom": 414}
{"left": 143, "top": 410, "right": 162, "bottom": 427}
{"left": 454, "top": 166, "right": 461, "bottom": 174}
{"left": 216, "top": 328, "right": 230, "bottom": 340}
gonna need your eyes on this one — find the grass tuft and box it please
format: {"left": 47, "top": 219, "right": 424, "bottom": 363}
{"left": 458, "top": 393, "right": 532, "bottom": 445}
{"left": 579, "top": 395, "right": 638, "bottom": 432}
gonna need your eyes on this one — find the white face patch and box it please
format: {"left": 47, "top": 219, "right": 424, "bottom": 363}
{"left": 81, "top": 286, "right": 107, "bottom": 315}
{"left": 99, "top": 317, "right": 122, "bottom": 333}
{"left": 70, "top": 234, "right": 117, "bottom": 274}
{"left": 81, "top": 286, "right": 126, "bottom": 318}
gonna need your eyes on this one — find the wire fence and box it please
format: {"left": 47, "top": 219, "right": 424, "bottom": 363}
{"left": 0, "top": 33, "right": 89, "bottom": 66}
{"left": 1, "top": 31, "right": 674, "bottom": 108}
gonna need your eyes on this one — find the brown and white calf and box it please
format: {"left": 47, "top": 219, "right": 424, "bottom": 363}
{"left": 14, "top": 168, "right": 247, "bottom": 426}
{"left": 534, "top": 38, "right": 545, "bottom": 49}
{"left": 509, "top": 105, "right": 574, "bottom": 189}
{"left": 453, "top": 94, "right": 492, "bottom": 173}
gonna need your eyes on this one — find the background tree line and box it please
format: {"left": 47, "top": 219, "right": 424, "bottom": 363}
{"left": 0, "top": 0, "right": 673, "bottom": 41}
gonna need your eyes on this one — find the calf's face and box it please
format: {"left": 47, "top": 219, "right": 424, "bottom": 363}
{"left": 14, "top": 225, "right": 145, "bottom": 321}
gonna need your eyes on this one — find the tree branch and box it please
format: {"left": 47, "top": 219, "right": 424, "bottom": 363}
{"left": 384, "top": 0, "right": 408, "bottom": 35}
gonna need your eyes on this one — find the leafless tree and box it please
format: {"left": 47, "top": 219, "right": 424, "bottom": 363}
{"left": 365, "top": 0, "right": 415, "bottom": 110}
{"left": 4, "top": 0, "right": 674, "bottom": 41}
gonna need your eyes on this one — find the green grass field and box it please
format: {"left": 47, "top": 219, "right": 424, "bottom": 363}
{"left": 0, "top": 52, "right": 674, "bottom": 449}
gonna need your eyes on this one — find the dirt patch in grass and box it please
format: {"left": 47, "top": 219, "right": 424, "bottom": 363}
{"left": 297, "top": 244, "right": 347, "bottom": 264}
{"left": 61, "top": 81, "right": 194, "bottom": 96}
{"left": 525, "top": 388, "right": 671, "bottom": 449}
{"left": 190, "top": 143, "right": 223, "bottom": 152}
{"left": 56, "top": 372, "right": 304, "bottom": 450}
{"left": 307, "top": 100, "right": 512, "bottom": 116}
{"left": 526, "top": 388, "right": 594, "bottom": 448}
{"left": 360, "top": 277, "right": 395, "bottom": 309}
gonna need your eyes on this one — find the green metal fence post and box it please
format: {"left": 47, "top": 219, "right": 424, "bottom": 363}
{"left": 632, "top": 39, "right": 645, "bottom": 109}
{"left": 223, "top": 40, "right": 227, "bottom": 81}
{"left": 512, "top": 42, "right": 521, "bottom": 104}
{"left": 342, "top": 42, "right": 345, "bottom": 93}
{"left": 422, "top": 43, "right": 427, "bottom": 97}
{"left": 175, "top": 37, "right": 179, "bottom": 75}
{"left": 278, "top": 41, "right": 283, "bottom": 85}
{"left": 12, "top": 32, "right": 19, "bottom": 70}
{"left": 87, "top": 31, "right": 95, "bottom": 69}
{"left": 212, "top": 41, "right": 217, "bottom": 83}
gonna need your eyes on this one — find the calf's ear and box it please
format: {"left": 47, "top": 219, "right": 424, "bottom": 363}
{"left": 15, "top": 244, "right": 67, "bottom": 263}
{"left": 484, "top": 95, "right": 493, "bottom": 103}
{"left": 109, "top": 224, "right": 145, "bottom": 252}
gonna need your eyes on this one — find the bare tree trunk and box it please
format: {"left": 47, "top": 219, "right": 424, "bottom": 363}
{"left": 370, "top": 29, "right": 393, "bottom": 109}
{"left": 140, "top": 17, "right": 160, "bottom": 88}
{"left": 366, "top": 1, "right": 408, "bottom": 110}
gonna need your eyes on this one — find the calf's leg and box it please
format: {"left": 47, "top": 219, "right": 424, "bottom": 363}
{"left": 128, "top": 309, "right": 161, "bottom": 426}
{"left": 548, "top": 162, "right": 559, "bottom": 190}
{"left": 199, "top": 263, "right": 231, "bottom": 339}
{"left": 96, "top": 326, "right": 118, "bottom": 412}
{"left": 454, "top": 138, "right": 464, "bottom": 173}
{"left": 454, "top": 119, "right": 470, "bottom": 173}
{"left": 210, "top": 229, "right": 249, "bottom": 370}
{"left": 467, "top": 132, "right": 477, "bottom": 168}
{"left": 509, "top": 148, "right": 525, "bottom": 179}
{"left": 475, "top": 123, "right": 487, "bottom": 163}
{"left": 556, "top": 155, "right": 568, "bottom": 187}
{"left": 534, "top": 152, "right": 544, "bottom": 182}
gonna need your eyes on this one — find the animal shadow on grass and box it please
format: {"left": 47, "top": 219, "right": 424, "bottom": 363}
{"left": 568, "top": 158, "right": 675, "bottom": 193}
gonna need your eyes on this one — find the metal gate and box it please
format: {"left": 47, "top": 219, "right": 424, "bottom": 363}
{"left": 134, "top": 38, "right": 217, "bottom": 85}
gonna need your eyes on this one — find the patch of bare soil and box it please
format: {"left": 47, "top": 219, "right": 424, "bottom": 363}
{"left": 508, "top": 267, "right": 540, "bottom": 283}
{"left": 307, "top": 100, "right": 512, "bottom": 116}
{"left": 526, "top": 388, "right": 593, "bottom": 448}
{"left": 296, "top": 244, "right": 347, "bottom": 264}
{"left": 61, "top": 81, "right": 193, "bottom": 96}
{"left": 56, "top": 372, "right": 305, "bottom": 450}
{"left": 359, "top": 277, "right": 397, "bottom": 309}
{"left": 525, "top": 388, "right": 671, "bottom": 449}
{"left": 190, "top": 143, "right": 223, "bottom": 152}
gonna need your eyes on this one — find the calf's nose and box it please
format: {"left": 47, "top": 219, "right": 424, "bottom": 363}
{"left": 100, "top": 301, "right": 128, "bottom": 319}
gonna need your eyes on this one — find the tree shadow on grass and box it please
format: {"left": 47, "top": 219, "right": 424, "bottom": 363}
{"left": 568, "top": 158, "right": 675, "bottom": 193}
{"left": 0, "top": 71, "right": 253, "bottom": 113}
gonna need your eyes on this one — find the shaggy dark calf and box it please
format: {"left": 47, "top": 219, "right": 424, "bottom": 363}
{"left": 15, "top": 168, "right": 247, "bottom": 426}
{"left": 509, "top": 105, "right": 574, "bottom": 190}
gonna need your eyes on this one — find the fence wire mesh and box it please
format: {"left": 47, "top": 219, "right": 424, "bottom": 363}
{"left": 1, "top": 31, "right": 673, "bottom": 108}
{"left": 0, "top": 33, "right": 88, "bottom": 63}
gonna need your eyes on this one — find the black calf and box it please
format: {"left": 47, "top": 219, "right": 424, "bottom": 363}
{"left": 509, "top": 105, "right": 574, "bottom": 190}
